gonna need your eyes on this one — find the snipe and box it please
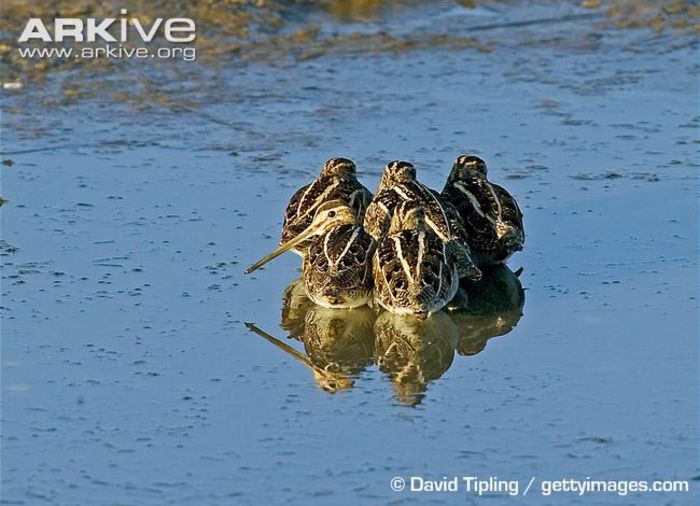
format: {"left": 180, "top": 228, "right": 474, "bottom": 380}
{"left": 373, "top": 203, "right": 461, "bottom": 318}
{"left": 281, "top": 157, "right": 372, "bottom": 257}
{"left": 442, "top": 155, "right": 524, "bottom": 266}
{"left": 246, "top": 201, "right": 376, "bottom": 309}
{"left": 364, "top": 160, "right": 482, "bottom": 281}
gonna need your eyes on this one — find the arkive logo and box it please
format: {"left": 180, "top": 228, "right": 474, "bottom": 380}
{"left": 18, "top": 9, "right": 196, "bottom": 43}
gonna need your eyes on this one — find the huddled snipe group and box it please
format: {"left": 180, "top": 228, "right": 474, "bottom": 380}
{"left": 246, "top": 155, "right": 524, "bottom": 318}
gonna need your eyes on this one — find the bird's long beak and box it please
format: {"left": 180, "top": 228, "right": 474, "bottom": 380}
{"left": 245, "top": 224, "right": 319, "bottom": 274}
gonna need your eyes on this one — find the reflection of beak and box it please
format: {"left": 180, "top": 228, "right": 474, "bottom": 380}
{"left": 245, "top": 223, "right": 319, "bottom": 274}
{"left": 245, "top": 322, "right": 352, "bottom": 393}
{"left": 314, "top": 373, "right": 354, "bottom": 393}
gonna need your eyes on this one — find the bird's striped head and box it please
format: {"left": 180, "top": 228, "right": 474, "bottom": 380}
{"left": 321, "top": 157, "right": 357, "bottom": 178}
{"left": 310, "top": 200, "right": 358, "bottom": 229}
{"left": 378, "top": 160, "right": 417, "bottom": 191}
{"left": 245, "top": 200, "right": 356, "bottom": 274}
{"left": 452, "top": 155, "right": 488, "bottom": 178}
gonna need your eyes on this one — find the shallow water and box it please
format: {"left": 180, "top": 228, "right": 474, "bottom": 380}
{"left": 2, "top": 1, "right": 699, "bottom": 504}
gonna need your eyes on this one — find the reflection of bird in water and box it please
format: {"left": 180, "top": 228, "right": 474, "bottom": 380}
{"left": 302, "top": 306, "right": 376, "bottom": 378}
{"left": 373, "top": 204, "right": 463, "bottom": 317}
{"left": 442, "top": 155, "right": 525, "bottom": 266}
{"left": 450, "top": 265, "right": 525, "bottom": 356}
{"left": 374, "top": 311, "right": 458, "bottom": 406}
{"left": 280, "top": 278, "right": 314, "bottom": 339}
{"left": 247, "top": 287, "right": 377, "bottom": 393}
{"left": 280, "top": 157, "right": 372, "bottom": 257}
{"left": 246, "top": 201, "right": 376, "bottom": 308}
{"left": 245, "top": 322, "right": 354, "bottom": 393}
{"left": 253, "top": 268, "right": 524, "bottom": 401}
{"left": 365, "top": 161, "right": 482, "bottom": 281}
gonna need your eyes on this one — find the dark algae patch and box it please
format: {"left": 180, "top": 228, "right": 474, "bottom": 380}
{"left": 1, "top": 1, "right": 698, "bottom": 103}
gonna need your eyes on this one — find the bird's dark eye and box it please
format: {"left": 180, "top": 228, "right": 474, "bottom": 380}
{"left": 328, "top": 210, "right": 337, "bottom": 218}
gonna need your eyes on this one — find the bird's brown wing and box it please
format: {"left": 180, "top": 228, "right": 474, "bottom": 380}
{"left": 281, "top": 181, "right": 315, "bottom": 244}
{"left": 492, "top": 183, "right": 524, "bottom": 230}
{"left": 363, "top": 190, "right": 394, "bottom": 240}
{"left": 348, "top": 184, "right": 374, "bottom": 220}
{"left": 374, "top": 229, "right": 448, "bottom": 305}
{"left": 307, "top": 225, "right": 375, "bottom": 290}
{"left": 441, "top": 179, "right": 494, "bottom": 243}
